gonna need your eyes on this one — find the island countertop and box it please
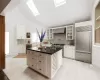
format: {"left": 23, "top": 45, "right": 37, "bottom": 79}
{"left": 27, "top": 47, "right": 62, "bottom": 55}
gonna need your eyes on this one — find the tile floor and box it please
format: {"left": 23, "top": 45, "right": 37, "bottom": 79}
{"left": 3, "top": 58, "right": 100, "bottom": 80}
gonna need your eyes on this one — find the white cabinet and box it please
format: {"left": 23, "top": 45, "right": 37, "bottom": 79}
{"left": 16, "top": 25, "right": 26, "bottom": 39}
{"left": 66, "top": 25, "right": 75, "bottom": 40}
{"left": 27, "top": 49, "right": 62, "bottom": 78}
{"left": 75, "top": 21, "right": 92, "bottom": 27}
{"left": 49, "top": 29, "right": 54, "bottom": 39}
{"left": 46, "top": 29, "right": 53, "bottom": 40}
{"left": 64, "top": 45, "right": 75, "bottom": 59}
{"left": 53, "top": 28, "right": 65, "bottom": 33}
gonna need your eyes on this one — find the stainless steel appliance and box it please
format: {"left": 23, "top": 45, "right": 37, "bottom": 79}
{"left": 75, "top": 26, "right": 92, "bottom": 63}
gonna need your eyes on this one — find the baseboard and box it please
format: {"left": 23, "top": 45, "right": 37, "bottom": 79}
{"left": 6, "top": 54, "right": 18, "bottom": 58}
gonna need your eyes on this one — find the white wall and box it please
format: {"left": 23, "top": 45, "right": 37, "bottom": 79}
{"left": 5, "top": 6, "right": 46, "bottom": 56}
{"left": 92, "top": 0, "right": 100, "bottom": 68}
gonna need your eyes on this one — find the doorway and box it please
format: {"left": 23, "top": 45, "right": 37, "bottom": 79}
{"left": 5, "top": 32, "right": 9, "bottom": 55}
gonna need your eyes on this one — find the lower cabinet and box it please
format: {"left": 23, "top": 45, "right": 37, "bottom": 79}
{"left": 64, "top": 45, "right": 75, "bottom": 59}
{"left": 26, "top": 50, "right": 62, "bottom": 78}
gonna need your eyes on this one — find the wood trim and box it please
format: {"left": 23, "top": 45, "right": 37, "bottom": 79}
{"left": 95, "top": 28, "right": 100, "bottom": 43}
{"left": 0, "top": 15, "right": 5, "bottom": 69}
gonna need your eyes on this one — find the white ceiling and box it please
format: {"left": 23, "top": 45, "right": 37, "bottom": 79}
{"left": 3, "top": 0, "right": 95, "bottom": 28}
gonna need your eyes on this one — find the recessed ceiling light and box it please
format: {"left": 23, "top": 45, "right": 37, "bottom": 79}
{"left": 54, "top": 0, "right": 66, "bottom": 7}
{"left": 27, "top": 0, "right": 40, "bottom": 16}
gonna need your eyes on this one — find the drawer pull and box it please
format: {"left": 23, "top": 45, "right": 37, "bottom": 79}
{"left": 39, "top": 54, "right": 42, "bottom": 56}
{"left": 32, "top": 58, "right": 34, "bottom": 59}
{"left": 32, "top": 65, "right": 33, "bottom": 66}
{"left": 39, "top": 69, "right": 41, "bottom": 70}
{"left": 39, "top": 61, "right": 41, "bottom": 62}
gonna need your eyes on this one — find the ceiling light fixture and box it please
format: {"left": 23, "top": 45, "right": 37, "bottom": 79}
{"left": 27, "top": 0, "right": 40, "bottom": 16}
{"left": 54, "top": 0, "right": 66, "bottom": 7}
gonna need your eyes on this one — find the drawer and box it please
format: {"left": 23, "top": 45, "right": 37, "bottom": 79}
{"left": 31, "top": 51, "right": 39, "bottom": 56}
{"left": 27, "top": 51, "right": 35, "bottom": 58}
{"left": 31, "top": 58, "right": 37, "bottom": 64}
{"left": 27, "top": 50, "right": 31, "bottom": 54}
{"left": 28, "top": 62, "right": 37, "bottom": 70}
{"left": 27, "top": 58, "right": 37, "bottom": 70}
{"left": 37, "top": 59, "right": 46, "bottom": 64}
{"left": 37, "top": 61, "right": 46, "bottom": 75}
{"left": 75, "top": 52, "right": 91, "bottom": 63}
{"left": 31, "top": 63, "right": 37, "bottom": 70}
{"left": 38, "top": 53, "right": 47, "bottom": 59}
{"left": 29, "top": 51, "right": 38, "bottom": 60}
{"left": 27, "top": 57, "right": 37, "bottom": 66}
{"left": 27, "top": 53, "right": 31, "bottom": 59}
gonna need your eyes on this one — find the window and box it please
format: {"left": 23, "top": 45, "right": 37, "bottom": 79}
{"left": 5, "top": 32, "right": 9, "bottom": 55}
{"left": 27, "top": 0, "right": 40, "bottom": 16}
{"left": 31, "top": 32, "right": 39, "bottom": 43}
{"left": 54, "top": 0, "right": 66, "bottom": 7}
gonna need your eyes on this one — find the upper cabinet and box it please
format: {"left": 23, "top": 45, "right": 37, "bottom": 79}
{"left": 16, "top": 25, "right": 26, "bottom": 39}
{"left": 46, "top": 29, "right": 53, "bottom": 40}
{"left": 47, "top": 25, "right": 75, "bottom": 41}
{"left": 53, "top": 28, "right": 65, "bottom": 33}
{"left": 66, "top": 25, "right": 75, "bottom": 40}
{"left": 75, "top": 21, "right": 92, "bottom": 27}
{"left": 49, "top": 29, "right": 53, "bottom": 39}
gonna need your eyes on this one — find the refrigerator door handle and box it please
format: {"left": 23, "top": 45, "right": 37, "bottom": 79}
{"left": 76, "top": 50, "right": 91, "bottom": 54}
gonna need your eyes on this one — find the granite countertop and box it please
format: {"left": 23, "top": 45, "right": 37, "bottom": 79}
{"left": 27, "top": 47, "right": 62, "bottom": 55}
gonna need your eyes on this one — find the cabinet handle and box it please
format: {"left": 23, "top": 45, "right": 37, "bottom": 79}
{"left": 32, "top": 58, "right": 34, "bottom": 59}
{"left": 39, "top": 61, "right": 41, "bottom": 62}
{"left": 39, "top": 69, "right": 41, "bottom": 70}
{"left": 39, "top": 55, "right": 42, "bottom": 56}
{"left": 32, "top": 65, "right": 33, "bottom": 66}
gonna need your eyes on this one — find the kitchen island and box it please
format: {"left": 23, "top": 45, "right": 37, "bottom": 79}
{"left": 26, "top": 47, "right": 62, "bottom": 78}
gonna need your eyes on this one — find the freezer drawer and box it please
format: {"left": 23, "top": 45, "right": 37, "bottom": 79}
{"left": 75, "top": 52, "right": 91, "bottom": 63}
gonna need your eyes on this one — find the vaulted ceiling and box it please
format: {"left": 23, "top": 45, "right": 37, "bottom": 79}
{"left": 0, "top": 0, "right": 11, "bottom": 13}
{"left": 2, "top": 0, "right": 95, "bottom": 27}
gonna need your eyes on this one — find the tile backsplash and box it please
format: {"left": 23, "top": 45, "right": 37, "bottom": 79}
{"left": 50, "top": 33, "right": 74, "bottom": 45}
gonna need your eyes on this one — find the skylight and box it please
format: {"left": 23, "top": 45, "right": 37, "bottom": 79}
{"left": 27, "top": 0, "right": 40, "bottom": 16}
{"left": 54, "top": 0, "right": 66, "bottom": 7}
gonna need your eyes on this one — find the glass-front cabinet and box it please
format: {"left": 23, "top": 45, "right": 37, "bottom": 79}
{"left": 46, "top": 29, "right": 53, "bottom": 40}
{"left": 66, "top": 25, "right": 74, "bottom": 40}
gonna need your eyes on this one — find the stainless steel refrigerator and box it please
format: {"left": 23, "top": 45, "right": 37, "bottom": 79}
{"left": 75, "top": 26, "right": 92, "bottom": 63}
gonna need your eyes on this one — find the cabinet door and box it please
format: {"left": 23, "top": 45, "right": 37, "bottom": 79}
{"left": 64, "top": 46, "right": 75, "bottom": 59}
{"left": 47, "top": 29, "right": 50, "bottom": 39}
{"left": 66, "top": 25, "right": 74, "bottom": 40}
{"left": 16, "top": 25, "right": 26, "bottom": 39}
{"left": 49, "top": 29, "right": 53, "bottom": 40}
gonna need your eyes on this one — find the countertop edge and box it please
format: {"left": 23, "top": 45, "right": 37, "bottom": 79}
{"left": 27, "top": 48, "right": 62, "bottom": 55}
